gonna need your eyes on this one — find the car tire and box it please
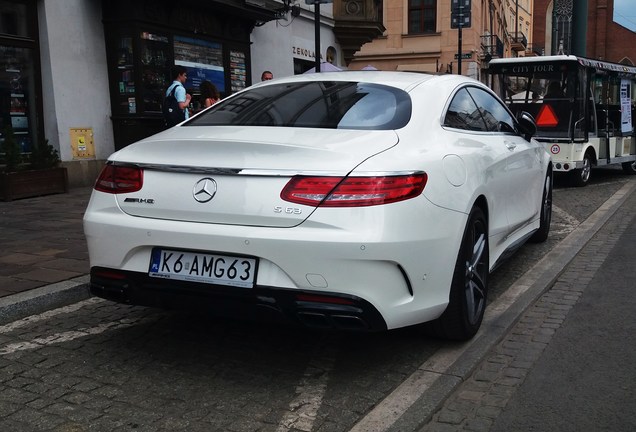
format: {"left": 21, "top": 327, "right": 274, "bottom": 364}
{"left": 622, "top": 160, "right": 636, "bottom": 175}
{"left": 570, "top": 153, "right": 592, "bottom": 187}
{"left": 425, "top": 206, "right": 488, "bottom": 341}
{"left": 529, "top": 168, "right": 553, "bottom": 243}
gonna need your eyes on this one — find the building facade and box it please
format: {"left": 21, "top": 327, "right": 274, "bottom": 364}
{"left": 0, "top": 0, "right": 366, "bottom": 188}
{"left": 251, "top": 3, "right": 342, "bottom": 78}
{"left": 347, "top": 0, "right": 534, "bottom": 80}
{"left": 533, "top": 0, "right": 636, "bottom": 63}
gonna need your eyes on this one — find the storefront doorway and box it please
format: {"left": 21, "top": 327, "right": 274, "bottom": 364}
{"left": 102, "top": 0, "right": 276, "bottom": 149}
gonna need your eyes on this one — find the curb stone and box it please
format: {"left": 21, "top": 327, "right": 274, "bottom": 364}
{"left": 0, "top": 276, "right": 91, "bottom": 326}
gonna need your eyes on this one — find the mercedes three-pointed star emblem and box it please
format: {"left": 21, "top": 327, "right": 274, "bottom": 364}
{"left": 193, "top": 178, "right": 218, "bottom": 203}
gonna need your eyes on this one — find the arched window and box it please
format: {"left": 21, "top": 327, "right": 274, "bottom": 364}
{"left": 553, "top": 0, "right": 573, "bottom": 55}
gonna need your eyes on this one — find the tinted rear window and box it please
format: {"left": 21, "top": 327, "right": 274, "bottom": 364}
{"left": 186, "top": 81, "right": 412, "bottom": 130}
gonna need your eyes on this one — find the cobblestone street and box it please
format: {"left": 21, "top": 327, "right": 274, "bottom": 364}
{"left": 1, "top": 172, "right": 635, "bottom": 431}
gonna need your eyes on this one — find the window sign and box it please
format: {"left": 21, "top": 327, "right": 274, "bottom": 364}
{"left": 174, "top": 36, "right": 225, "bottom": 93}
{"left": 229, "top": 50, "right": 247, "bottom": 92}
{"left": 621, "top": 79, "right": 632, "bottom": 134}
{"left": 1, "top": 45, "right": 36, "bottom": 152}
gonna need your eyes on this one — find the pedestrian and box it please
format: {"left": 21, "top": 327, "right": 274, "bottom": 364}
{"left": 200, "top": 80, "right": 220, "bottom": 108}
{"left": 163, "top": 65, "right": 192, "bottom": 127}
{"left": 261, "top": 70, "right": 273, "bottom": 81}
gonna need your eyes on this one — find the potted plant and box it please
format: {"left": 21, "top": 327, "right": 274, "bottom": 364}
{"left": 1, "top": 126, "right": 68, "bottom": 201}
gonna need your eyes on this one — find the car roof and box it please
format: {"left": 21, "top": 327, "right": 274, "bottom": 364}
{"left": 251, "top": 71, "right": 479, "bottom": 92}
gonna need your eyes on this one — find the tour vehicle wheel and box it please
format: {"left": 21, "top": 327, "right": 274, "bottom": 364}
{"left": 622, "top": 160, "right": 636, "bottom": 175}
{"left": 425, "top": 206, "right": 488, "bottom": 341}
{"left": 530, "top": 168, "right": 553, "bottom": 243}
{"left": 571, "top": 153, "right": 592, "bottom": 187}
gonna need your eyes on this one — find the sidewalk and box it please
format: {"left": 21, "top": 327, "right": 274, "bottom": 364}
{"left": 420, "top": 181, "right": 636, "bottom": 431}
{"left": 0, "top": 187, "right": 93, "bottom": 318}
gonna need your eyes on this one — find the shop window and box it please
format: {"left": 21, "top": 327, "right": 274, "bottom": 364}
{"left": 294, "top": 58, "right": 314, "bottom": 75}
{"left": 173, "top": 35, "right": 225, "bottom": 111}
{"left": 140, "top": 31, "right": 171, "bottom": 114}
{"left": 0, "top": 1, "right": 29, "bottom": 37}
{"left": 1, "top": 45, "right": 37, "bottom": 153}
{"left": 103, "top": 13, "right": 253, "bottom": 148}
{"left": 0, "top": 0, "right": 39, "bottom": 160}
{"left": 115, "top": 36, "right": 135, "bottom": 114}
{"left": 111, "top": 32, "right": 240, "bottom": 116}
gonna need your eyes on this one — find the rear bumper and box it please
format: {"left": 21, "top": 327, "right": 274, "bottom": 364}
{"left": 84, "top": 190, "right": 465, "bottom": 330}
{"left": 90, "top": 267, "right": 388, "bottom": 331}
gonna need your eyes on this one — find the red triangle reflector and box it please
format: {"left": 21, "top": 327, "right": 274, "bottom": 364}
{"left": 536, "top": 104, "right": 559, "bottom": 127}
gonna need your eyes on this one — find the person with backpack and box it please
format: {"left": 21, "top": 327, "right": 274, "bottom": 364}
{"left": 163, "top": 65, "right": 191, "bottom": 127}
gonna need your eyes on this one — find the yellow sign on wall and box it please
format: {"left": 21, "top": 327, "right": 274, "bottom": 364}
{"left": 69, "top": 128, "right": 95, "bottom": 159}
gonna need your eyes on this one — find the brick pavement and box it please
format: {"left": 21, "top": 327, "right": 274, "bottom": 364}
{"left": 1, "top": 176, "right": 635, "bottom": 432}
{"left": 0, "top": 187, "right": 92, "bottom": 298}
{"left": 420, "top": 179, "right": 636, "bottom": 431}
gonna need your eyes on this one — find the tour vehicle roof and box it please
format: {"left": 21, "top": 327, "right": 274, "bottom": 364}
{"left": 489, "top": 55, "right": 636, "bottom": 77}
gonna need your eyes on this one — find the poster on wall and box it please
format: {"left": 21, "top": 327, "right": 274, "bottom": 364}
{"left": 1, "top": 44, "right": 34, "bottom": 153}
{"left": 174, "top": 36, "right": 225, "bottom": 93}
{"left": 229, "top": 50, "right": 247, "bottom": 92}
{"left": 620, "top": 79, "right": 633, "bottom": 134}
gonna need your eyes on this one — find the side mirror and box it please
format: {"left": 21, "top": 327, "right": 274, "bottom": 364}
{"left": 517, "top": 111, "right": 537, "bottom": 141}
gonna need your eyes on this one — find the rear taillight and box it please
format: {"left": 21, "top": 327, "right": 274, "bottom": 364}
{"left": 94, "top": 164, "right": 143, "bottom": 194}
{"left": 281, "top": 173, "right": 427, "bottom": 207}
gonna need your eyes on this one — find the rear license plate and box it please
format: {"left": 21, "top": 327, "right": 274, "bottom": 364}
{"left": 149, "top": 248, "right": 257, "bottom": 288}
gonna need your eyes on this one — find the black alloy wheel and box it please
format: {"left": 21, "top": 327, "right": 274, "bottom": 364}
{"left": 426, "top": 206, "right": 489, "bottom": 340}
{"left": 530, "top": 168, "right": 553, "bottom": 243}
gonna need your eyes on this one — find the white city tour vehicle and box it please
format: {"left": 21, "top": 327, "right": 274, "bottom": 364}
{"left": 488, "top": 55, "right": 636, "bottom": 186}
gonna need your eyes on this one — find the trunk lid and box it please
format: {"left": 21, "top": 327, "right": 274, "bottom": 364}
{"left": 112, "top": 126, "right": 398, "bottom": 227}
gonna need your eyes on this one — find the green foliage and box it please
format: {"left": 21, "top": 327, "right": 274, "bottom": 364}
{"left": 30, "top": 138, "right": 60, "bottom": 169}
{"left": 1, "top": 126, "right": 22, "bottom": 173}
{"left": 1, "top": 129, "right": 60, "bottom": 173}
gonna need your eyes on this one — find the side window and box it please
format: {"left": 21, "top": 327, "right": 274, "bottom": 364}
{"left": 443, "top": 88, "right": 488, "bottom": 131}
{"left": 466, "top": 87, "right": 517, "bottom": 133}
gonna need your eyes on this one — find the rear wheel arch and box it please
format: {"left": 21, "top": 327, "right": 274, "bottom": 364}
{"left": 529, "top": 164, "right": 553, "bottom": 243}
{"left": 472, "top": 195, "right": 489, "bottom": 264}
{"left": 473, "top": 195, "right": 489, "bottom": 225}
{"left": 471, "top": 195, "right": 490, "bottom": 235}
{"left": 584, "top": 145, "right": 597, "bottom": 164}
{"left": 571, "top": 147, "right": 595, "bottom": 187}
{"left": 423, "top": 204, "right": 489, "bottom": 340}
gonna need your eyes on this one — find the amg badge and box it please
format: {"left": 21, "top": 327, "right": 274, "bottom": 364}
{"left": 124, "top": 198, "right": 155, "bottom": 204}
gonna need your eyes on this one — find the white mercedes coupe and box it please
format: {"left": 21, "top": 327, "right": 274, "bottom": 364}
{"left": 84, "top": 71, "right": 552, "bottom": 340}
